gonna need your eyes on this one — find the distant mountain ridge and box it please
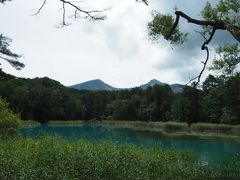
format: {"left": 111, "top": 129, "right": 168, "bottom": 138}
{"left": 69, "top": 79, "right": 185, "bottom": 93}
{"left": 68, "top": 79, "right": 117, "bottom": 91}
{"left": 140, "top": 79, "right": 185, "bottom": 93}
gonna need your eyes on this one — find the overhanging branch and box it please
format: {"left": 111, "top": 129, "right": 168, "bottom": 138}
{"left": 32, "top": 0, "right": 107, "bottom": 27}
{"left": 59, "top": 0, "right": 106, "bottom": 21}
{"left": 187, "top": 28, "right": 216, "bottom": 87}
{"left": 0, "top": 55, "right": 25, "bottom": 70}
{"left": 167, "top": 10, "right": 240, "bottom": 86}
{"left": 136, "top": 0, "right": 148, "bottom": 5}
{"left": 31, "top": 0, "right": 46, "bottom": 16}
{"left": 167, "top": 11, "right": 240, "bottom": 43}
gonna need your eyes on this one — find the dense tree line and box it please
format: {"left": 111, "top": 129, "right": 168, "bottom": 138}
{"left": 0, "top": 69, "right": 239, "bottom": 124}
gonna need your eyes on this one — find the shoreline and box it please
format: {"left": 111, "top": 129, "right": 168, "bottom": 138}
{"left": 21, "top": 120, "right": 240, "bottom": 141}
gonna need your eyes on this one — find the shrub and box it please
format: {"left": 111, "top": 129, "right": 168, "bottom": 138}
{"left": 0, "top": 97, "right": 21, "bottom": 136}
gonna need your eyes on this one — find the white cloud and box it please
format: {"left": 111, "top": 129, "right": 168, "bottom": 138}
{"left": 0, "top": 0, "right": 226, "bottom": 87}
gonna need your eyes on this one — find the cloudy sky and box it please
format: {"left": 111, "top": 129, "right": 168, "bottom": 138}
{"left": 0, "top": 0, "right": 235, "bottom": 88}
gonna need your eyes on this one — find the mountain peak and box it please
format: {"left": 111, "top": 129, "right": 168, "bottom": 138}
{"left": 91, "top": 79, "right": 102, "bottom": 82}
{"left": 68, "top": 79, "right": 117, "bottom": 91}
{"left": 148, "top": 79, "right": 163, "bottom": 84}
{"left": 141, "top": 79, "right": 166, "bottom": 89}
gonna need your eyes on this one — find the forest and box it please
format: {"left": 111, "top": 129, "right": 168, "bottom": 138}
{"left": 0, "top": 68, "right": 239, "bottom": 125}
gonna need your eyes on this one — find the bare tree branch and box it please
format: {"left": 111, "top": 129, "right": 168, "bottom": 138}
{"left": 186, "top": 28, "right": 216, "bottom": 87}
{"left": 136, "top": 0, "right": 148, "bottom": 6}
{"left": 33, "top": 0, "right": 149, "bottom": 26}
{"left": 31, "top": 0, "right": 46, "bottom": 16}
{"left": 143, "top": 0, "right": 148, "bottom": 5}
{"left": 193, "top": 30, "right": 207, "bottom": 41}
{"left": 59, "top": 0, "right": 106, "bottom": 21}
{"left": 32, "top": 0, "right": 107, "bottom": 26}
{"left": 62, "top": 1, "right": 66, "bottom": 26}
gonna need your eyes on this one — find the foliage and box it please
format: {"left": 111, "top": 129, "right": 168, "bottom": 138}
{"left": 203, "top": 74, "right": 240, "bottom": 124}
{"left": 1, "top": 1, "right": 24, "bottom": 70}
{"left": 0, "top": 34, "right": 24, "bottom": 70}
{"left": 171, "top": 86, "right": 201, "bottom": 125}
{"left": 0, "top": 0, "right": 11, "bottom": 4}
{"left": 147, "top": 11, "right": 188, "bottom": 45}
{"left": 148, "top": 0, "right": 240, "bottom": 44}
{"left": 210, "top": 43, "right": 240, "bottom": 77}
{"left": 0, "top": 97, "right": 21, "bottom": 136}
{"left": 147, "top": 0, "right": 240, "bottom": 80}
{"left": 202, "top": 74, "right": 221, "bottom": 92}
{"left": 0, "top": 69, "right": 240, "bottom": 125}
{"left": 201, "top": 0, "right": 240, "bottom": 33}
{"left": 0, "top": 137, "right": 239, "bottom": 179}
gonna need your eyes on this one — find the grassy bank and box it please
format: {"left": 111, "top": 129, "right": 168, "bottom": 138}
{"left": 191, "top": 123, "right": 233, "bottom": 133}
{"left": 22, "top": 120, "right": 240, "bottom": 139}
{"left": 232, "top": 125, "right": 240, "bottom": 136}
{"left": 97, "top": 120, "right": 189, "bottom": 131}
{"left": 98, "top": 120, "right": 240, "bottom": 136}
{"left": 0, "top": 137, "right": 239, "bottom": 179}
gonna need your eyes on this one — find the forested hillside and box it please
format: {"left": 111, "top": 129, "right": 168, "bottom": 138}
{"left": 0, "top": 69, "right": 239, "bottom": 124}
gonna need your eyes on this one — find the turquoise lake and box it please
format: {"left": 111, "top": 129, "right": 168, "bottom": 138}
{"left": 20, "top": 124, "right": 240, "bottom": 165}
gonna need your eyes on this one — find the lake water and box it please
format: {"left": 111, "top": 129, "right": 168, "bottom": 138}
{"left": 20, "top": 124, "right": 240, "bottom": 165}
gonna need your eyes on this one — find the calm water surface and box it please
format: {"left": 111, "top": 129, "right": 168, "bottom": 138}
{"left": 20, "top": 124, "right": 240, "bottom": 165}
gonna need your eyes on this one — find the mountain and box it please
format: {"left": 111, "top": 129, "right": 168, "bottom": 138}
{"left": 68, "top": 79, "right": 117, "bottom": 91}
{"left": 140, "top": 79, "right": 167, "bottom": 89}
{"left": 140, "top": 79, "right": 185, "bottom": 93}
{"left": 170, "top": 83, "right": 185, "bottom": 93}
{"left": 69, "top": 79, "right": 185, "bottom": 93}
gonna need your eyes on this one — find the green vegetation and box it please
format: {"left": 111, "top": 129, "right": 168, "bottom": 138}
{"left": 0, "top": 136, "right": 239, "bottom": 180}
{"left": 0, "top": 69, "right": 239, "bottom": 126}
{"left": 47, "top": 120, "right": 85, "bottom": 124}
{"left": 232, "top": 125, "right": 240, "bottom": 136}
{"left": 100, "top": 121, "right": 188, "bottom": 132}
{"left": 161, "top": 121, "right": 188, "bottom": 131}
{"left": 191, "top": 123, "right": 232, "bottom": 133}
{"left": 146, "top": 0, "right": 240, "bottom": 125}
{"left": 0, "top": 97, "right": 21, "bottom": 136}
{"left": 97, "top": 121, "right": 240, "bottom": 138}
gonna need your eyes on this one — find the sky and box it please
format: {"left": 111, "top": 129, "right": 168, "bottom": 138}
{"left": 0, "top": 0, "right": 235, "bottom": 88}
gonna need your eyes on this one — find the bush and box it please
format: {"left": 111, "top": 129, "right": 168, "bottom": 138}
{"left": 0, "top": 97, "right": 21, "bottom": 136}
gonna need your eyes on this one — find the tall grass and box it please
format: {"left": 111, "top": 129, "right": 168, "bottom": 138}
{"left": 161, "top": 122, "right": 189, "bottom": 131}
{"left": 0, "top": 137, "right": 239, "bottom": 179}
{"left": 101, "top": 120, "right": 189, "bottom": 132}
{"left": 232, "top": 125, "right": 240, "bottom": 136}
{"left": 191, "top": 123, "right": 233, "bottom": 133}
